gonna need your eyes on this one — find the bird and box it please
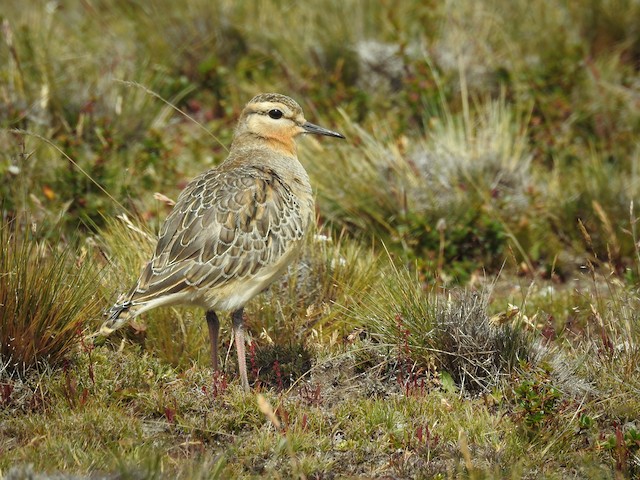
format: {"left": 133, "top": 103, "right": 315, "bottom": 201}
{"left": 98, "top": 93, "right": 345, "bottom": 391}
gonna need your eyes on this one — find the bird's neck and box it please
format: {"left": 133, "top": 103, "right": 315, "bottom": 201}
{"left": 224, "top": 143, "right": 312, "bottom": 196}
{"left": 231, "top": 132, "right": 298, "bottom": 158}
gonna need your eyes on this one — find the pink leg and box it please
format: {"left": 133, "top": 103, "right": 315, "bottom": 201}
{"left": 232, "top": 308, "right": 250, "bottom": 392}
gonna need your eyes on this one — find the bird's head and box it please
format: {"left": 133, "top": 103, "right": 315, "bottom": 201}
{"left": 233, "top": 93, "right": 344, "bottom": 155}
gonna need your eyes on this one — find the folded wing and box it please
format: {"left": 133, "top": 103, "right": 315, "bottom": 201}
{"left": 124, "top": 163, "right": 308, "bottom": 306}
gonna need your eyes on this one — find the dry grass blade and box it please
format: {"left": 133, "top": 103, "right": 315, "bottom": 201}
{"left": 115, "top": 80, "right": 229, "bottom": 152}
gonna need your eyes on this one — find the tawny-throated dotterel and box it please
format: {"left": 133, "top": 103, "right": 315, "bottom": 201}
{"left": 99, "top": 93, "right": 344, "bottom": 391}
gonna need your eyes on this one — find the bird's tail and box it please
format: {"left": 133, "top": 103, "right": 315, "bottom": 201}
{"left": 84, "top": 295, "right": 138, "bottom": 343}
{"left": 100, "top": 300, "right": 136, "bottom": 335}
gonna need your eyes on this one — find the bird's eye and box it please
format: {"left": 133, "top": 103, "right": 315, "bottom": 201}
{"left": 268, "top": 109, "right": 283, "bottom": 119}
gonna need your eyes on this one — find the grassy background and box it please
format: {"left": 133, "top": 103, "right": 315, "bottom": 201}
{"left": 1, "top": 0, "right": 640, "bottom": 478}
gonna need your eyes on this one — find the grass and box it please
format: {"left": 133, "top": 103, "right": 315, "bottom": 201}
{"left": 0, "top": 214, "right": 103, "bottom": 373}
{"left": 2, "top": 0, "right": 640, "bottom": 477}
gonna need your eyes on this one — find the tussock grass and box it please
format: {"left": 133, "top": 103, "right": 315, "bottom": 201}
{"left": 0, "top": 216, "right": 102, "bottom": 373}
{"left": 345, "top": 262, "right": 541, "bottom": 393}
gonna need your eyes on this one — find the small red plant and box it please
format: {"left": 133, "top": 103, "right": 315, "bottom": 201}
{"left": 404, "top": 374, "right": 427, "bottom": 397}
{"left": 396, "top": 313, "right": 428, "bottom": 395}
{"left": 62, "top": 355, "right": 91, "bottom": 409}
{"left": 614, "top": 424, "right": 627, "bottom": 472}
{"left": 165, "top": 405, "right": 176, "bottom": 424}
{"left": 273, "top": 360, "right": 283, "bottom": 392}
{"left": 415, "top": 423, "right": 439, "bottom": 449}
{"left": 77, "top": 326, "right": 95, "bottom": 386}
{"left": 0, "top": 382, "right": 13, "bottom": 406}
{"left": 395, "top": 314, "right": 411, "bottom": 377}
{"left": 210, "top": 371, "right": 228, "bottom": 398}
